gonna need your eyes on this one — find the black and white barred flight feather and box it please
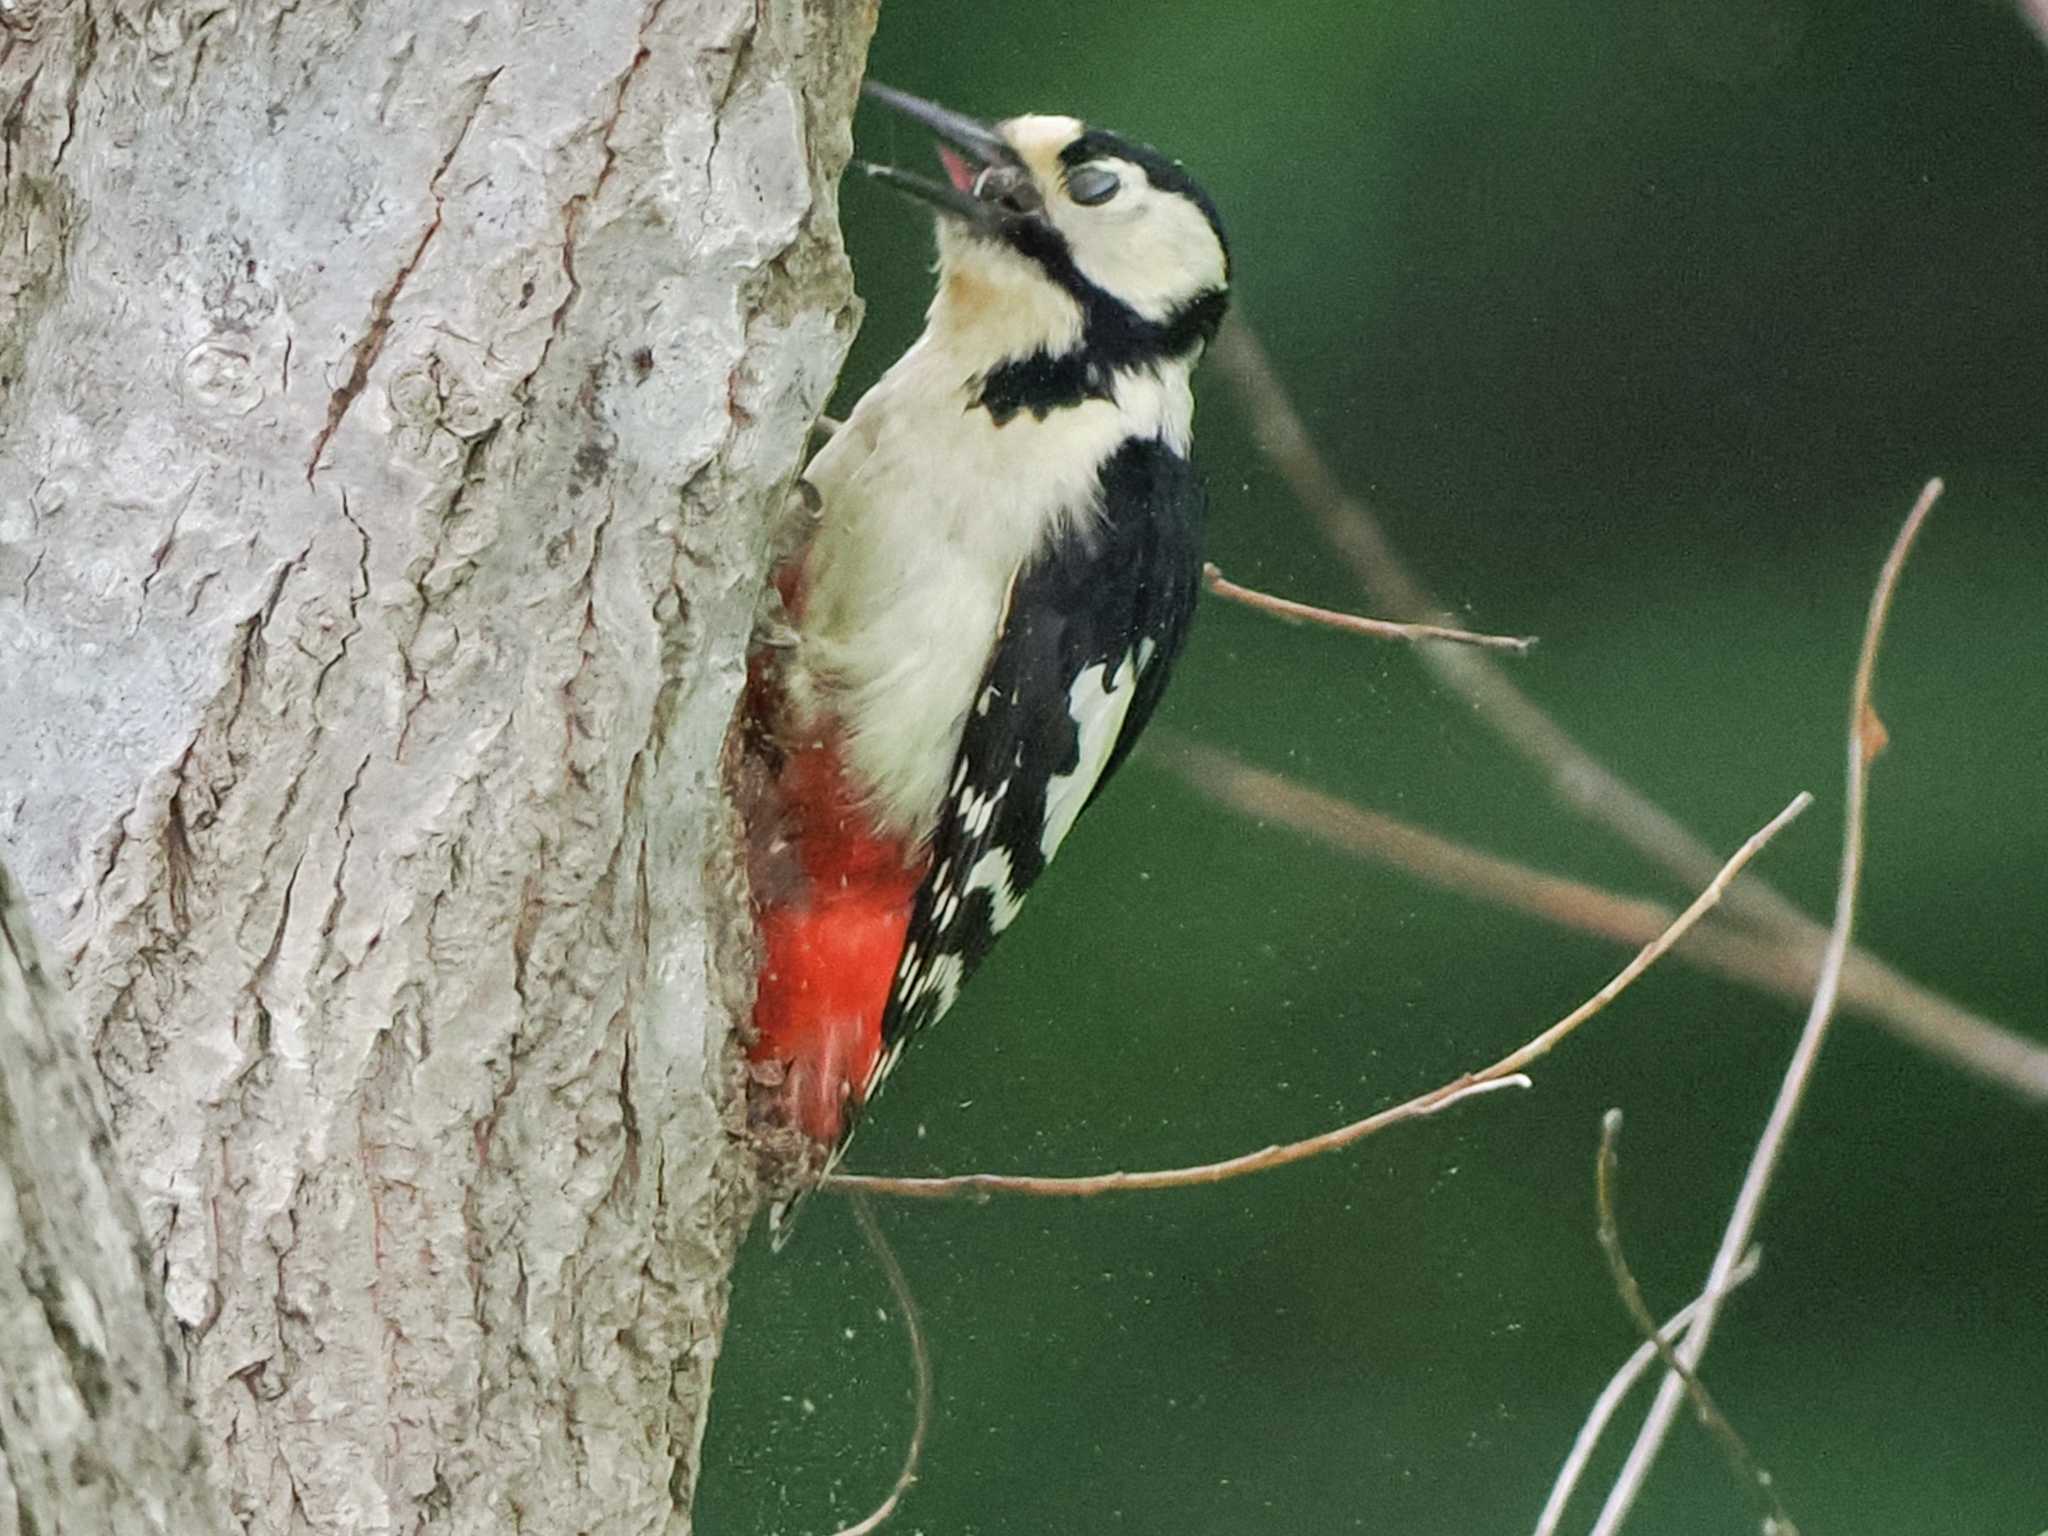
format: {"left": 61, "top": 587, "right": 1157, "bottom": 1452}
{"left": 871, "top": 435, "right": 1206, "bottom": 1087}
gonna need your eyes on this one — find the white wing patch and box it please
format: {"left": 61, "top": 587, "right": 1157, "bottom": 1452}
{"left": 959, "top": 776, "right": 1010, "bottom": 838}
{"left": 965, "top": 845, "right": 1028, "bottom": 934}
{"left": 1039, "top": 652, "right": 1143, "bottom": 860}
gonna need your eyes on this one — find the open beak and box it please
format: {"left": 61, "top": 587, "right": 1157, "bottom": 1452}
{"left": 854, "top": 81, "right": 1043, "bottom": 232}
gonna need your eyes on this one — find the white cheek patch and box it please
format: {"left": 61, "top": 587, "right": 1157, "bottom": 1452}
{"left": 1040, "top": 653, "right": 1140, "bottom": 861}
{"left": 1060, "top": 163, "right": 1227, "bottom": 324}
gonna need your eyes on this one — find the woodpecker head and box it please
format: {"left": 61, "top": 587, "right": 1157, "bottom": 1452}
{"left": 858, "top": 83, "right": 1230, "bottom": 399}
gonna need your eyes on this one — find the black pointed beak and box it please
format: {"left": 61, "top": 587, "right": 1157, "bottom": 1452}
{"left": 862, "top": 82, "right": 1016, "bottom": 170}
{"left": 855, "top": 81, "right": 1041, "bottom": 232}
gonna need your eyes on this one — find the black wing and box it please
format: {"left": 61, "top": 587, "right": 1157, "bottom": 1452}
{"left": 864, "top": 433, "right": 1206, "bottom": 1099}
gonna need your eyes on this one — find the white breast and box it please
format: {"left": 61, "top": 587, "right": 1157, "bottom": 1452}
{"left": 792, "top": 332, "right": 1193, "bottom": 843}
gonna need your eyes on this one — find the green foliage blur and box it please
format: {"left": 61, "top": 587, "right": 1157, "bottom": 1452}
{"left": 701, "top": 3, "right": 2048, "bottom": 1531}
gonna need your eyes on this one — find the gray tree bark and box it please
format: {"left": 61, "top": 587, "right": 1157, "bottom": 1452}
{"left": 0, "top": 0, "right": 873, "bottom": 1530}
{"left": 1, "top": 861, "right": 223, "bottom": 1536}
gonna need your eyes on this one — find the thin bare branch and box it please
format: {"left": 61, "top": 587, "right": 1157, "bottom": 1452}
{"left": 829, "top": 796, "right": 1808, "bottom": 1202}
{"left": 827, "top": 1193, "right": 934, "bottom": 1536}
{"left": 1212, "top": 319, "right": 2045, "bottom": 1099}
{"left": 1587, "top": 478, "right": 1942, "bottom": 1536}
{"left": 1165, "top": 739, "right": 2048, "bottom": 1098}
{"left": 1204, "top": 562, "right": 1537, "bottom": 654}
{"left": 1595, "top": 1112, "right": 1797, "bottom": 1535}
{"left": 1210, "top": 316, "right": 1738, "bottom": 885}
{"left": 1534, "top": 1247, "right": 1763, "bottom": 1536}
{"left": 833, "top": 1075, "right": 1529, "bottom": 1200}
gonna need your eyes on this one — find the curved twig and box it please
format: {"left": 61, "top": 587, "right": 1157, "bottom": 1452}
{"left": 827, "top": 1193, "right": 935, "bottom": 1536}
{"left": 1533, "top": 1246, "right": 1763, "bottom": 1536}
{"left": 1595, "top": 1112, "right": 1797, "bottom": 1534}
{"left": 829, "top": 794, "right": 1808, "bottom": 1202}
{"left": 1585, "top": 478, "right": 1941, "bottom": 1536}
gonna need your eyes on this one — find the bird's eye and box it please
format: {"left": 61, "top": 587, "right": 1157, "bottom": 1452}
{"left": 1066, "top": 166, "right": 1122, "bottom": 206}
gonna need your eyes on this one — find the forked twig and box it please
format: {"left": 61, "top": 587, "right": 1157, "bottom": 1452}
{"left": 1210, "top": 316, "right": 1758, "bottom": 896}
{"left": 1585, "top": 478, "right": 1942, "bottom": 1536}
{"left": 1533, "top": 1246, "right": 1763, "bottom": 1536}
{"left": 1213, "top": 319, "right": 2047, "bottom": 1102}
{"left": 829, "top": 794, "right": 1808, "bottom": 1202}
{"left": 1205, "top": 563, "right": 1537, "bottom": 653}
{"left": 1594, "top": 1112, "right": 1797, "bottom": 1535}
{"left": 827, "top": 1193, "right": 934, "bottom": 1536}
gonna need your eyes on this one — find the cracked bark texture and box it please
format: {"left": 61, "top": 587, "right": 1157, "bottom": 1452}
{"left": 0, "top": 0, "right": 874, "bottom": 1530}
{"left": 1, "top": 861, "right": 223, "bottom": 1536}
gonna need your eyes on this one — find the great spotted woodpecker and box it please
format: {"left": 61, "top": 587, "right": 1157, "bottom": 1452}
{"left": 746, "top": 83, "right": 1229, "bottom": 1210}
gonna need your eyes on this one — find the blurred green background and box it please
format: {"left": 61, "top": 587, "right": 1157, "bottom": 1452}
{"left": 700, "top": 2, "right": 2048, "bottom": 1531}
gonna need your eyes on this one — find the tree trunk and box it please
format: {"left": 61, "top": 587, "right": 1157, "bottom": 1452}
{"left": 1, "top": 860, "right": 223, "bottom": 1536}
{"left": 0, "top": 0, "right": 872, "bottom": 1529}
